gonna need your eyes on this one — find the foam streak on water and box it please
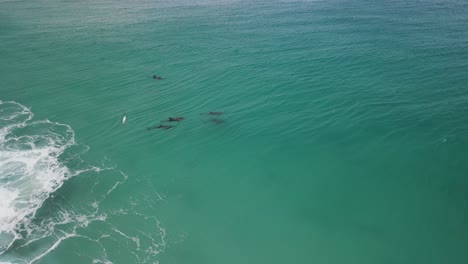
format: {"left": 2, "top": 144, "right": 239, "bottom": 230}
{"left": 0, "top": 101, "right": 167, "bottom": 264}
{"left": 0, "top": 101, "right": 75, "bottom": 253}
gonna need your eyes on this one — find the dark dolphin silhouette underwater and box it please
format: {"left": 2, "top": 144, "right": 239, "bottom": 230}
{"left": 210, "top": 118, "right": 225, "bottom": 125}
{"left": 147, "top": 124, "right": 173, "bottom": 130}
{"left": 165, "top": 117, "right": 185, "bottom": 122}
{"left": 201, "top": 112, "right": 224, "bottom": 116}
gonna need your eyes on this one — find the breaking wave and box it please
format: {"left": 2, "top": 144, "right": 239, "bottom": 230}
{"left": 0, "top": 101, "right": 75, "bottom": 253}
{"left": 0, "top": 101, "right": 166, "bottom": 263}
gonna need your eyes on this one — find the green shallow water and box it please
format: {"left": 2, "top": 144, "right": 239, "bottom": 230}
{"left": 1, "top": 0, "right": 468, "bottom": 263}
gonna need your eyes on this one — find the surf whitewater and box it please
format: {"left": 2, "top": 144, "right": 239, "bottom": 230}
{"left": 0, "top": 101, "right": 165, "bottom": 263}
{"left": 0, "top": 101, "right": 79, "bottom": 253}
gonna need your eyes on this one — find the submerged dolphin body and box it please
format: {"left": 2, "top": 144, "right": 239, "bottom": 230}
{"left": 166, "top": 117, "right": 185, "bottom": 122}
{"left": 147, "top": 124, "right": 173, "bottom": 130}
{"left": 210, "top": 118, "right": 225, "bottom": 125}
{"left": 201, "top": 112, "right": 224, "bottom": 116}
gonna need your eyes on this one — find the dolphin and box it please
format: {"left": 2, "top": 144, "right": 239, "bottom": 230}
{"left": 147, "top": 124, "right": 173, "bottom": 130}
{"left": 166, "top": 117, "right": 185, "bottom": 122}
{"left": 210, "top": 118, "right": 225, "bottom": 125}
{"left": 201, "top": 112, "right": 223, "bottom": 115}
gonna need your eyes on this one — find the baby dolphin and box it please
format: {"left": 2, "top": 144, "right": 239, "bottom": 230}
{"left": 166, "top": 117, "right": 185, "bottom": 122}
{"left": 210, "top": 118, "right": 225, "bottom": 125}
{"left": 152, "top": 75, "right": 164, "bottom": 80}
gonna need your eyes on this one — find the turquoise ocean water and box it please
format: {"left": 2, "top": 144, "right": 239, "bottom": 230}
{"left": 1, "top": 0, "right": 468, "bottom": 263}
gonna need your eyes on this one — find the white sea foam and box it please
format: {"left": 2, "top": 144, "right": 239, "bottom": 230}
{"left": 0, "top": 101, "right": 74, "bottom": 253}
{"left": 0, "top": 101, "right": 166, "bottom": 263}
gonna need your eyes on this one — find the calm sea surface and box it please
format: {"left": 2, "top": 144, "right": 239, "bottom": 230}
{"left": 1, "top": 0, "right": 468, "bottom": 263}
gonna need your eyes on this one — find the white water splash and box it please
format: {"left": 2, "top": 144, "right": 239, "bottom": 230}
{"left": 0, "top": 101, "right": 75, "bottom": 254}
{"left": 0, "top": 101, "right": 167, "bottom": 264}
